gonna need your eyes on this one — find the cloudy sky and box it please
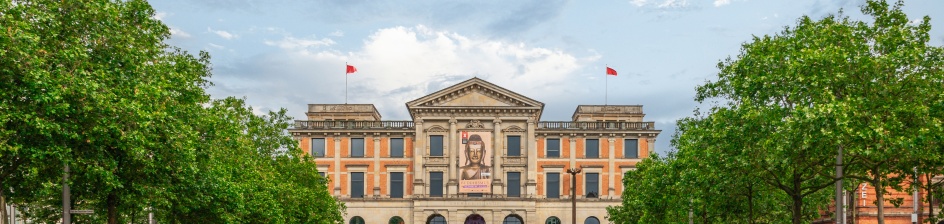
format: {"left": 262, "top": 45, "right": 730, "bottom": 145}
{"left": 151, "top": 0, "right": 944, "bottom": 155}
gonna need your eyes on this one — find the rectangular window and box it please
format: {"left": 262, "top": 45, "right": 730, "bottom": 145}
{"left": 624, "top": 139, "right": 639, "bottom": 159}
{"left": 351, "top": 172, "right": 364, "bottom": 198}
{"left": 507, "top": 136, "right": 521, "bottom": 156}
{"left": 430, "top": 172, "right": 443, "bottom": 197}
{"left": 311, "top": 138, "right": 326, "bottom": 157}
{"left": 586, "top": 173, "right": 599, "bottom": 198}
{"left": 318, "top": 172, "right": 328, "bottom": 184}
{"left": 390, "top": 138, "right": 404, "bottom": 158}
{"left": 546, "top": 172, "right": 560, "bottom": 198}
{"left": 507, "top": 172, "right": 521, "bottom": 197}
{"left": 546, "top": 138, "right": 560, "bottom": 158}
{"left": 390, "top": 172, "right": 404, "bottom": 198}
{"left": 585, "top": 139, "right": 599, "bottom": 158}
{"left": 351, "top": 138, "right": 365, "bottom": 157}
{"left": 429, "top": 135, "right": 444, "bottom": 156}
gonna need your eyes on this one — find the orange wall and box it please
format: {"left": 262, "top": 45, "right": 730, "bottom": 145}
{"left": 316, "top": 135, "right": 643, "bottom": 198}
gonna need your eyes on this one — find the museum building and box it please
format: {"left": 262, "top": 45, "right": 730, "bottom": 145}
{"left": 288, "top": 78, "right": 661, "bottom": 224}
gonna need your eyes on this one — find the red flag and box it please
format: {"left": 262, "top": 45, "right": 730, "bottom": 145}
{"left": 346, "top": 65, "right": 357, "bottom": 74}
{"left": 606, "top": 67, "right": 617, "bottom": 76}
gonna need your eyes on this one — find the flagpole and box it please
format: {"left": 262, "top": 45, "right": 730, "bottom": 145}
{"left": 345, "top": 62, "right": 348, "bottom": 104}
{"left": 605, "top": 64, "right": 608, "bottom": 106}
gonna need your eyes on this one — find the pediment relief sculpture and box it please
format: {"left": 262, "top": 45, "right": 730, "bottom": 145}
{"left": 502, "top": 125, "right": 525, "bottom": 133}
{"left": 426, "top": 125, "right": 448, "bottom": 133}
{"left": 466, "top": 120, "right": 485, "bottom": 129}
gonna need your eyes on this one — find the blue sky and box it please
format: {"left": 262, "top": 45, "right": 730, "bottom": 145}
{"left": 150, "top": 0, "right": 944, "bottom": 155}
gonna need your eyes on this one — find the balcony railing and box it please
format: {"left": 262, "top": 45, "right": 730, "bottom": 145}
{"left": 537, "top": 121, "right": 655, "bottom": 130}
{"left": 293, "top": 120, "right": 414, "bottom": 129}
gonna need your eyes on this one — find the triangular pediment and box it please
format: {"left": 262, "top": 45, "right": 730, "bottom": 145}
{"left": 437, "top": 90, "right": 512, "bottom": 107}
{"left": 406, "top": 78, "right": 544, "bottom": 108}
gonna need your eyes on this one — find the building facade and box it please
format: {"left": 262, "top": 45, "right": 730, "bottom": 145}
{"left": 816, "top": 176, "right": 944, "bottom": 224}
{"left": 289, "top": 78, "right": 661, "bottom": 224}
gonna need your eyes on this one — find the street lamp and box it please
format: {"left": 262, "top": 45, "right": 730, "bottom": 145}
{"left": 567, "top": 167, "right": 582, "bottom": 224}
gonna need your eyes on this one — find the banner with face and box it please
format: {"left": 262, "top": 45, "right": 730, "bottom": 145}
{"left": 459, "top": 131, "right": 491, "bottom": 193}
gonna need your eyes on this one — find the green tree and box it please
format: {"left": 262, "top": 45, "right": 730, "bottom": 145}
{"left": 607, "top": 154, "right": 685, "bottom": 224}
{"left": 2, "top": 1, "right": 210, "bottom": 222}
{"left": 161, "top": 98, "right": 343, "bottom": 224}
{"left": 695, "top": 1, "right": 944, "bottom": 223}
{"left": 673, "top": 115, "right": 793, "bottom": 224}
{"left": 0, "top": 0, "right": 344, "bottom": 223}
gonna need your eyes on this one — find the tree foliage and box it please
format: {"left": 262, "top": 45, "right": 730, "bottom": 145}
{"left": 0, "top": 0, "right": 343, "bottom": 223}
{"left": 609, "top": 0, "right": 944, "bottom": 223}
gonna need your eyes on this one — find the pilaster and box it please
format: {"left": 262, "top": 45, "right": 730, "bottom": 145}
{"left": 413, "top": 120, "right": 425, "bottom": 196}
{"left": 373, "top": 136, "right": 381, "bottom": 197}
{"left": 607, "top": 137, "right": 616, "bottom": 197}
{"left": 447, "top": 118, "right": 459, "bottom": 196}
{"left": 647, "top": 138, "right": 656, "bottom": 158}
{"left": 526, "top": 118, "right": 537, "bottom": 196}
{"left": 569, "top": 135, "right": 577, "bottom": 168}
{"left": 491, "top": 118, "right": 503, "bottom": 194}
{"left": 334, "top": 137, "right": 342, "bottom": 195}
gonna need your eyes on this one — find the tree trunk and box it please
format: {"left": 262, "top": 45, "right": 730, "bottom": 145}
{"left": 748, "top": 182, "right": 755, "bottom": 224}
{"left": 792, "top": 170, "right": 803, "bottom": 224}
{"left": 107, "top": 192, "right": 118, "bottom": 224}
{"left": 1, "top": 189, "right": 7, "bottom": 224}
{"left": 872, "top": 169, "right": 885, "bottom": 224}
{"left": 927, "top": 173, "right": 935, "bottom": 224}
{"left": 792, "top": 194, "right": 803, "bottom": 224}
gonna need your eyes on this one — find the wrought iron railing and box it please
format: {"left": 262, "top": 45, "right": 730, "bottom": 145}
{"left": 293, "top": 120, "right": 414, "bottom": 129}
{"left": 294, "top": 121, "right": 653, "bottom": 130}
{"left": 537, "top": 121, "right": 655, "bottom": 130}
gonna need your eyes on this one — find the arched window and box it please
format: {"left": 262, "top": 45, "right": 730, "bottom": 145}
{"left": 545, "top": 216, "right": 561, "bottom": 224}
{"left": 464, "top": 214, "right": 485, "bottom": 224}
{"left": 390, "top": 216, "right": 405, "bottom": 224}
{"left": 350, "top": 216, "right": 365, "bottom": 224}
{"left": 502, "top": 214, "right": 523, "bottom": 224}
{"left": 428, "top": 214, "right": 447, "bottom": 224}
{"left": 584, "top": 216, "right": 600, "bottom": 224}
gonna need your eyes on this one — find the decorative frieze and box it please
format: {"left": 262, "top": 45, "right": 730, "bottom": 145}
{"left": 502, "top": 156, "right": 527, "bottom": 167}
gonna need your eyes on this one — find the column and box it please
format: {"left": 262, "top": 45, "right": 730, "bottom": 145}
{"left": 526, "top": 118, "right": 537, "bottom": 196}
{"left": 447, "top": 118, "right": 458, "bottom": 196}
{"left": 607, "top": 137, "right": 616, "bottom": 197}
{"left": 413, "top": 120, "right": 425, "bottom": 196}
{"left": 373, "top": 136, "right": 381, "bottom": 197}
{"left": 492, "top": 118, "right": 503, "bottom": 194}
{"left": 334, "top": 137, "right": 342, "bottom": 195}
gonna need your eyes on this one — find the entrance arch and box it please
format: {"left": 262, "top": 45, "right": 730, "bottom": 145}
{"left": 464, "top": 214, "right": 486, "bottom": 224}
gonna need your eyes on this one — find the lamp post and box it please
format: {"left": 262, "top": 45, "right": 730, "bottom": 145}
{"left": 567, "top": 168, "right": 582, "bottom": 224}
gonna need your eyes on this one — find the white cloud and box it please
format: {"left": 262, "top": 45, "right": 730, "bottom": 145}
{"left": 153, "top": 11, "right": 168, "bottom": 20}
{"left": 657, "top": 0, "right": 689, "bottom": 8}
{"left": 208, "top": 43, "right": 225, "bottom": 49}
{"left": 214, "top": 25, "right": 596, "bottom": 120}
{"left": 713, "top": 0, "right": 731, "bottom": 7}
{"left": 169, "top": 27, "right": 191, "bottom": 39}
{"left": 630, "top": 0, "right": 690, "bottom": 9}
{"left": 330, "top": 30, "right": 344, "bottom": 37}
{"left": 351, "top": 26, "right": 590, "bottom": 105}
{"left": 207, "top": 27, "right": 238, "bottom": 40}
{"left": 264, "top": 36, "right": 336, "bottom": 50}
